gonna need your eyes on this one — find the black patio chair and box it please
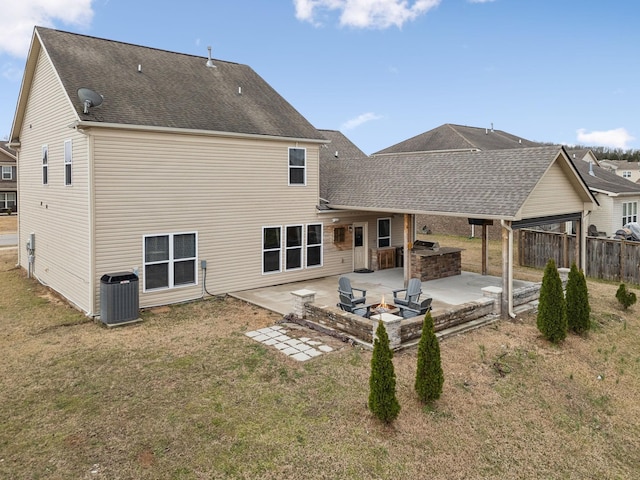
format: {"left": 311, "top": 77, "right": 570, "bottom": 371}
{"left": 338, "top": 276, "right": 367, "bottom": 305}
{"left": 337, "top": 293, "right": 373, "bottom": 318}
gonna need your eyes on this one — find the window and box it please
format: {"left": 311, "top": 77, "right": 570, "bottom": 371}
{"left": 143, "top": 232, "right": 197, "bottom": 291}
{"left": 307, "top": 223, "right": 323, "bottom": 267}
{"left": 42, "top": 145, "right": 48, "bottom": 185}
{"left": 333, "top": 226, "right": 345, "bottom": 243}
{"left": 623, "top": 171, "right": 632, "bottom": 179}
{"left": 263, "top": 226, "right": 282, "bottom": 273}
{"left": 285, "top": 225, "right": 303, "bottom": 270}
{"left": 288, "top": 147, "right": 306, "bottom": 185}
{"left": 0, "top": 193, "right": 16, "bottom": 210}
{"left": 64, "top": 140, "right": 72, "bottom": 186}
{"left": 622, "top": 201, "right": 637, "bottom": 226}
{"left": 1, "top": 166, "right": 11, "bottom": 180}
{"left": 377, "top": 218, "right": 391, "bottom": 248}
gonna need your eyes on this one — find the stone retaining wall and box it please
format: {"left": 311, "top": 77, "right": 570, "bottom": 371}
{"left": 292, "top": 275, "right": 552, "bottom": 350}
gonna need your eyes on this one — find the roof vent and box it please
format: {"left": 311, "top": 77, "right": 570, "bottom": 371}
{"left": 205, "top": 46, "right": 216, "bottom": 68}
{"left": 334, "top": 151, "right": 339, "bottom": 158}
{"left": 589, "top": 161, "right": 595, "bottom": 176}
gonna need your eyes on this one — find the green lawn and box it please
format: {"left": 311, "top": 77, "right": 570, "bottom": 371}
{"left": 1, "top": 247, "right": 639, "bottom": 479}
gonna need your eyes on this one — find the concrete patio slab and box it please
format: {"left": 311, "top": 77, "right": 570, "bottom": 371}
{"left": 230, "top": 268, "right": 534, "bottom": 317}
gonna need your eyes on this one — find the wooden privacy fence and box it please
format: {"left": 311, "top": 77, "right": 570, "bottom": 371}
{"left": 519, "top": 229, "right": 640, "bottom": 285}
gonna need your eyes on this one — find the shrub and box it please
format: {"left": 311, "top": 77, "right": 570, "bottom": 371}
{"left": 414, "top": 311, "right": 444, "bottom": 403}
{"left": 616, "top": 283, "right": 637, "bottom": 310}
{"left": 368, "top": 321, "right": 400, "bottom": 423}
{"left": 536, "top": 258, "right": 567, "bottom": 343}
{"left": 566, "top": 263, "right": 590, "bottom": 334}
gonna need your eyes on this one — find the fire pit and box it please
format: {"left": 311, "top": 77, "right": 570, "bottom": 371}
{"left": 371, "top": 295, "right": 400, "bottom": 315}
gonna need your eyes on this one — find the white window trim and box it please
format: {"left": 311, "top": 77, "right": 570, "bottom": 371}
{"left": 622, "top": 171, "right": 632, "bottom": 178}
{"left": 285, "top": 224, "right": 304, "bottom": 271}
{"left": 262, "top": 226, "right": 282, "bottom": 274}
{"left": 306, "top": 223, "right": 323, "bottom": 268}
{"left": 288, "top": 147, "right": 306, "bottom": 186}
{"left": 1, "top": 166, "right": 11, "bottom": 180}
{"left": 622, "top": 201, "right": 638, "bottom": 226}
{"left": 42, "top": 145, "right": 48, "bottom": 185}
{"left": 377, "top": 217, "right": 392, "bottom": 248}
{"left": 142, "top": 232, "right": 198, "bottom": 292}
{"left": 64, "top": 139, "right": 72, "bottom": 186}
{"left": 0, "top": 192, "right": 16, "bottom": 209}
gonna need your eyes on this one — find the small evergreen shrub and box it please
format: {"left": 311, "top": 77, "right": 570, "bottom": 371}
{"left": 368, "top": 321, "right": 400, "bottom": 423}
{"left": 616, "top": 283, "right": 637, "bottom": 310}
{"left": 536, "top": 258, "right": 567, "bottom": 343}
{"left": 415, "top": 312, "right": 444, "bottom": 403}
{"left": 566, "top": 263, "right": 590, "bottom": 334}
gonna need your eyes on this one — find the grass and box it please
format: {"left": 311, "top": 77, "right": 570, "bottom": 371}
{"left": 1, "top": 220, "right": 639, "bottom": 478}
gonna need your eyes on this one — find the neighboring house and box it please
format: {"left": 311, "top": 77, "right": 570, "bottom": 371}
{"left": 374, "top": 123, "right": 543, "bottom": 240}
{"left": 598, "top": 159, "right": 640, "bottom": 183}
{"left": 375, "top": 123, "right": 541, "bottom": 155}
{"left": 0, "top": 144, "right": 17, "bottom": 213}
{"left": 9, "top": 28, "right": 597, "bottom": 318}
{"left": 566, "top": 149, "right": 640, "bottom": 236}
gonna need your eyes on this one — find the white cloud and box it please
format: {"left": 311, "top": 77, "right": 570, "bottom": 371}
{"left": 0, "top": 0, "right": 94, "bottom": 58}
{"left": 341, "top": 112, "right": 383, "bottom": 130}
{"left": 294, "top": 0, "right": 441, "bottom": 29}
{"left": 576, "top": 128, "right": 635, "bottom": 149}
{"left": 468, "top": 0, "right": 496, "bottom": 3}
{"left": 1, "top": 63, "right": 23, "bottom": 82}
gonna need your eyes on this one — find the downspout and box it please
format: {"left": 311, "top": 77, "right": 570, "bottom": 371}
{"left": 500, "top": 219, "right": 516, "bottom": 318}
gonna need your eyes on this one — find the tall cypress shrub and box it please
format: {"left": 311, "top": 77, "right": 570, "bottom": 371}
{"left": 368, "top": 321, "right": 400, "bottom": 423}
{"left": 536, "top": 258, "right": 567, "bottom": 343}
{"left": 414, "top": 311, "right": 444, "bottom": 403}
{"left": 566, "top": 262, "right": 590, "bottom": 334}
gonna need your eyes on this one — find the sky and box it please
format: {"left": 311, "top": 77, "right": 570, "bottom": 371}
{"left": 1, "top": 0, "right": 639, "bottom": 155}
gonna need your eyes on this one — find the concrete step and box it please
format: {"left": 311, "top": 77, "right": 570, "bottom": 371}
{"left": 436, "top": 314, "right": 500, "bottom": 340}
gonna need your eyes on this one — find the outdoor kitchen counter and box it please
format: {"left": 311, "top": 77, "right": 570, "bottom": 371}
{"left": 410, "top": 247, "right": 463, "bottom": 281}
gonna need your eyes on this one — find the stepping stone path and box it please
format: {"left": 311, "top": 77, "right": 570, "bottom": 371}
{"left": 245, "top": 325, "right": 333, "bottom": 361}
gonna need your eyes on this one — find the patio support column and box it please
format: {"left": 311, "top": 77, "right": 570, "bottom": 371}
{"left": 482, "top": 223, "right": 489, "bottom": 275}
{"left": 500, "top": 220, "right": 512, "bottom": 319}
{"left": 404, "top": 213, "right": 411, "bottom": 287}
{"left": 580, "top": 211, "right": 587, "bottom": 271}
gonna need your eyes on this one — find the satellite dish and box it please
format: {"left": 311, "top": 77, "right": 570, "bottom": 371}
{"left": 77, "top": 88, "right": 103, "bottom": 114}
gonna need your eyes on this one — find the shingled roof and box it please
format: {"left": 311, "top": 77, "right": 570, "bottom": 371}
{"left": 0, "top": 144, "right": 16, "bottom": 162}
{"left": 324, "top": 146, "right": 587, "bottom": 219}
{"left": 571, "top": 156, "right": 640, "bottom": 195}
{"left": 318, "top": 129, "right": 369, "bottom": 203}
{"left": 374, "top": 123, "right": 541, "bottom": 155}
{"left": 28, "top": 27, "right": 324, "bottom": 141}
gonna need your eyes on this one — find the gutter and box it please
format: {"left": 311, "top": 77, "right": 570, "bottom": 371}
{"left": 71, "top": 121, "right": 330, "bottom": 145}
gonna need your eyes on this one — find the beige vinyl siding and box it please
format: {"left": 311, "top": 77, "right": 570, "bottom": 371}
{"left": 588, "top": 195, "right": 614, "bottom": 236}
{"left": 16, "top": 49, "right": 92, "bottom": 312}
{"left": 91, "top": 129, "right": 335, "bottom": 311}
{"left": 518, "top": 161, "right": 585, "bottom": 219}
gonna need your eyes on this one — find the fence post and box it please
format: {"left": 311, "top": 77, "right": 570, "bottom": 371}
{"left": 620, "top": 240, "right": 625, "bottom": 282}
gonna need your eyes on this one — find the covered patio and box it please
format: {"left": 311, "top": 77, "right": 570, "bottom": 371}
{"left": 230, "top": 268, "right": 535, "bottom": 317}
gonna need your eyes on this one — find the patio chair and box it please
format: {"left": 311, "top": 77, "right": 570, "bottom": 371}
{"left": 392, "top": 278, "right": 423, "bottom": 307}
{"left": 338, "top": 276, "right": 367, "bottom": 305}
{"left": 337, "top": 293, "right": 373, "bottom": 318}
{"left": 399, "top": 297, "right": 433, "bottom": 319}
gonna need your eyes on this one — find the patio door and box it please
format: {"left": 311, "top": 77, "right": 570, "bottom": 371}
{"left": 353, "top": 222, "right": 368, "bottom": 271}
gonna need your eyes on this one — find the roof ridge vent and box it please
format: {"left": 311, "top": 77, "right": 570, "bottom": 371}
{"left": 205, "top": 46, "right": 216, "bottom": 68}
